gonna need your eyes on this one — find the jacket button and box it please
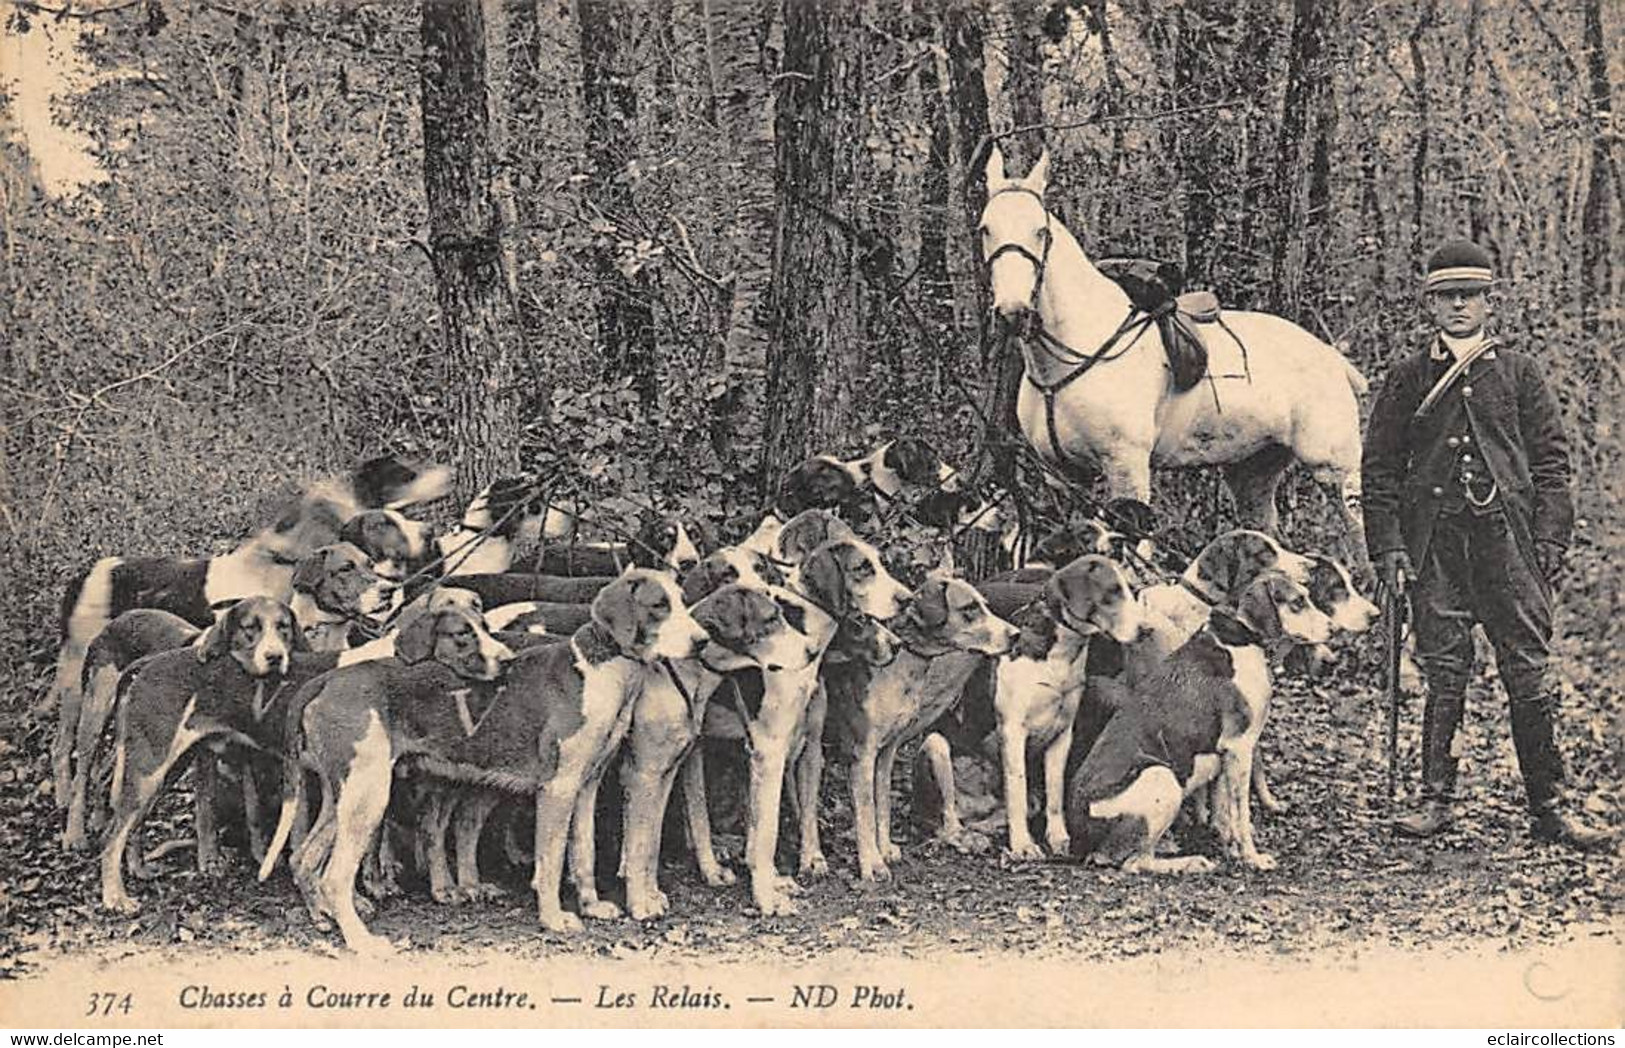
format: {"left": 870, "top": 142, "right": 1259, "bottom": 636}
{"left": 1462, "top": 385, "right": 1473, "bottom": 397}
{"left": 1461, "top": 434, "right": 1471, "bottom": 444}
{"left": 1463, "top": 471, "right": 1475, "bottom": 481}
{"left": 1431, "top": 486, "right": 1444, "bottom": 497}
{"left": 1447, "top": 437, "right": 1460, "bottom": 448}
{"left": 1462, "top": 453, "right": 1474, "bottom": 463}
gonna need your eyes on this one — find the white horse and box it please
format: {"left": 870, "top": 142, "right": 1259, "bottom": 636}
{"left": 979, "top": 148, "right": 1370, "bottom": 569}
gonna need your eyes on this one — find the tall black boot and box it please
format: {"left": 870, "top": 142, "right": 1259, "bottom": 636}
{"left": 1394, "top": 687, "right": 1464, "bottom": 838}
{"left": 1509, "top": 680, "right": 1616, "bottom": 852}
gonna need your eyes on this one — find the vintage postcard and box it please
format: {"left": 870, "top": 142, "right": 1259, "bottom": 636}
{"left": 1, "top": 0, "right": 1619, "bottom": 1030}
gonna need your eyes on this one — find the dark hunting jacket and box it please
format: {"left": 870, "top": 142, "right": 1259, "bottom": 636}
{"left": 1362, "top": 338, "right": 1573, "bottom": 567}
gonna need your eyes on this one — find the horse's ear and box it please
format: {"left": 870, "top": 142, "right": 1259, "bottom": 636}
{"left": 1024, "top": 149, "right": 1051, "bottom": 195}
{"left": 985, "top": 145, "right": 1008, "bottom": 193}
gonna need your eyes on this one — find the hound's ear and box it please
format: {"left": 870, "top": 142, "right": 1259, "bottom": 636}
{"left": 985, "top": 145, "right": 1008, "bottom": 192}
{"left": 195, "top": 604, "right": 239, "bottom": 662}
{"left": 1024, "top": 149, "right": 1051, "bottom": 194}
{"left": 911, "top": 579, "right": 950, "bottom": 631}
{"left": 692, "top": 587, "right": 750, "bottom": 648}
{"left": 1234, "top": 577, "right": 1283, "bottom": 639}
{"left": 593, "top": 576, "right": 644, "bottom": 650}
{"left": 798, "top": 545, "right": 848, "bottom": 617}
{"left": 680, "top": 559, "right": 722, "bottom": 607}
{"left": 1196, "top": 541, "right": 1241, "bottom": 598}
{"left": 291, "top": 549, "right": 328, "bottom": 594}
{"left": 396, "top": 608, "right": 439, "bottom": 664}
{"left": 290, "top": 615, "right": 313, "bottom": 653}
{"left": 772, "top": 594, "right": 808, "bottom": 636}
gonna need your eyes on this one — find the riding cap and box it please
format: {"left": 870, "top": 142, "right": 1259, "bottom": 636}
{"left": 1424, "top": 239, "right": 1494, "bottom": 292}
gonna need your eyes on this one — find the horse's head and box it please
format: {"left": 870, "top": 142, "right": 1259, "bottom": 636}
{"left": 980, "top": 146, "right": 1052, "bottom": 331}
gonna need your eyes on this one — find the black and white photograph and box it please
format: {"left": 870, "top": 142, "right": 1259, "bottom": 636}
{"left": 0, "top": 0, "right": 1619, "bottom": 1030}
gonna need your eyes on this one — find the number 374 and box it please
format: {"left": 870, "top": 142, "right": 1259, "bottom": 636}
{"left": 86, "top": 992, "right": 133, "bottom": 1017}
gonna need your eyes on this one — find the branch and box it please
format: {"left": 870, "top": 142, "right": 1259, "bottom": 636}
{"left": 4, "top": 0, "right": 142, "bottom": 20}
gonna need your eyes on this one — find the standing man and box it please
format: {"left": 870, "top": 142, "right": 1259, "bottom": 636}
{"left": 1362, "top": 239, "right": 1611, "bottom": 850}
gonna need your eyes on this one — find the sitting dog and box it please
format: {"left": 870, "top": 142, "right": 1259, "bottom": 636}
{"left": 269, "top": 569, "right": 703, "bottom": 951}
{"left": 1137, "top": 529, "right": 1314, "bottom": 642}
{"left": 50, "top": 454, "right": 449, "bottom": 810}
{"left": 821, "top": 575, "right": 1017, "bottom": 880}
{"left": 987, "top": 554, "right": 1142, "bottom": 861}
{"left": 1065, "top": 571, "right": 1332, "bottom": 874}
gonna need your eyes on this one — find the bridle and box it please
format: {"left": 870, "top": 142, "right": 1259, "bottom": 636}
{"left": 982, "top": 186, "right": 1053, "bottom": 300}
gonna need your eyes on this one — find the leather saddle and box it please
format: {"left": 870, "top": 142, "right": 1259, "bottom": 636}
{"left": 1096, "top": 257, "right": 1223, "bottom": 393}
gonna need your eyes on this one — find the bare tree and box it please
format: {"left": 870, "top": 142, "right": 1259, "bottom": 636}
{"left": 421, "top": 0, "right": 522, "bottom": 492}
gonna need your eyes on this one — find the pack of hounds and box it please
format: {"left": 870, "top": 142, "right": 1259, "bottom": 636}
{"left": 47, "top": 440, "right": 1378, "bottom": 955}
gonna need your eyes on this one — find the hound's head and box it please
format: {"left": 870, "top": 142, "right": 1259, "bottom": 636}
{"left": 777, "top": 456, "right": 861, "bottom": 517}
{"left": 1304, "top": 553, "right": 1380, "bottom": 634}
{"left": 592, "top": 568, "right": 711, "bottom": 662}
{"left": 1228, "top": 570, "right": 1333, "bottom": 647}
{"left": 825, "top": 612, "right": 901, "bottom": 668}
{"left": 470, "top": 477, "right": 550, "bottom": 542}
{"left": 794, "top": 536, "right": 912, "bottom": 622}
{"left": 1030, "top": 518, "right": 1124, "bottom": 568}
{"left": 395, "top": 604, "right": 513, "bottom": 681}
{"left": 845, "top": 438, "right": 959, "bottom": 498}
{"left": 1045, "top": 554, "right": 1142, "bottom": 644}
{"left": 773, "top": 509, "right": 858, "bottom": 569}
{"left": 350, "top": 454, "right": 454, "bottom": 511}
{"left": 339, "top": 509, "right": 433, "bottom": 577}
{"left": 1185, "top": 529, "right": 1314, "bottom": 603}
{"left": 680, "top": 547, "right": 784, "bottom": 607}
{"left": 291, "top": 543, "right": 395, "bottom": 622}
{"left": 898, "top": 576, "right": 1018, "bottom": 656}
{"left": 425, "top": 586, "right": 485, "bottom": 617}
{"left": 689, "top": 583, "right": 821, "bottom": 674}
{"left": 631, "top": 513, "right": 702, "bottom": 576}
{"left": 980, "top": 146, "right": 1053, "bottom": 324}
{"left": 196, "top": 596, "right": 306, "bottom": 677}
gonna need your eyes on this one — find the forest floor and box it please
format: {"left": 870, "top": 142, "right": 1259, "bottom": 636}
{"left": 1, "top": 635, "right": 1620, "bottom": 1024}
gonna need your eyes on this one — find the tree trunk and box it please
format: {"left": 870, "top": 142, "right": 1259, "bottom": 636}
{"left": 1267, "top": 0, "right": 1332, "bottom": 316}
{"left": 944, "top": 0, "right": 990, "bottom": 342}
{"left": 706, "top": 0, "right": 776, "bottom": 474}
{"left": 578, "top": 0, "right": 658, "bottom": 408}
{"left": 1408, "top": 0, "right": 1438, "bottom": 266}
{"left": 421, "top": 0, "right": 522, "bottom": 492}
{"left": 916, "top": 5, "right": 955, "bottom": 360}
{"left": 1579, "top": 0, "right": 1614, "bottom": 343}
{"left": 761, "top": 0, "right": 864, "bottom": 498}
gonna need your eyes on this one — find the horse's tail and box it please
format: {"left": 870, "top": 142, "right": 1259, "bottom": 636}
{"left": 1331, "top": 341, "right": 1370, "bottom": 397}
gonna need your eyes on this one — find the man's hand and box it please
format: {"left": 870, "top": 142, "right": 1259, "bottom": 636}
{"left": 1378, "top": 550, "right": 1413, "bottom": 597}
{"left": 1535, "top": 542, "right": 1567, "bottom": 590}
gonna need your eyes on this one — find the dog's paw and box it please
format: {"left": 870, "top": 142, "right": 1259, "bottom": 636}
{"left": 580, "top": 899, "right": 623, "bottom": 921}
{"left": 346, "top": 931, "right": 395, "bottom": 958}
{"left": 101, "top": 891, "right": 140, "bottom": 915}
{"left": 540, "top": 910, "right": 585, "bottom": 934}
{"left": 1005, "top": 840, "right": 1046, "bottom": 862}
{"left": 1244, "top": 852, "right": 1278, "bottom": 872}
{"left": 754, "top": 892, "right": 799, "bottom": 918}
{"left": 461, "top": 883, "right": 504, "bottom": 903}
{"left": 1046, "top": 834, "right": 1071, "bottom": 859}
{"left": 699, "top": 864, "right": 737, "bottom": 888}
{"left": 880, "top": 841, "right": 902, "bottom": 864}
{"left": 859, "top": 862, "right": 892, "bottom": 882}
{"left": 430, "top": 885, "right": 458, "bottom": 905}
{"left": 1177, "top": 856, "right": 1218, "bottom": 875}
{"left": 773, "top": 874, "right": 805, "bottom": 896}
{"left": 628, "top": 890, "right": 669, "bottom": 922}
{"left": 800, "top": 852, "right": 830, "bottom": 877}
{"left": 352, "top": 894, "right": 377, "bottom": 919}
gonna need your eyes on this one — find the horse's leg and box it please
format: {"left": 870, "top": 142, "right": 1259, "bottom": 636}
{"left": 1311, "top": 465, "right": 1373, "bottom": 581}
{"left": 1223, "top": 445, "right": 1292, "bottom": 537}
